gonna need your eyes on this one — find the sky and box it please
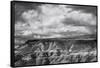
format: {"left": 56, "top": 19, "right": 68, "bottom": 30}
{"left": 14, "top": 2, "right": 97, "bottom": 38}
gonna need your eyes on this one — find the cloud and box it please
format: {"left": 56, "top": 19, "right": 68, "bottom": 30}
{"left": 15, "top": 4, "right": 97, "bottom": 38}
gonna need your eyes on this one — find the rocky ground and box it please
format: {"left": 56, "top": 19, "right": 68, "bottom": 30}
{"left": 14, "top": 39, "right": 97, "bottom": 66}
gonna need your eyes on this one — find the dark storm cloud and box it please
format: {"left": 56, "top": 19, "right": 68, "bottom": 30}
{"left": 68, "top": 5, "right": 97, "bottom": 16}
{"left": 15, "top": 2, "right": 41, "bottom": 22}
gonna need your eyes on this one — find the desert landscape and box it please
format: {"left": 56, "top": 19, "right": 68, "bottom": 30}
{"left": 14, "top": 38, "right": 97, "bottom": 66}
{"left": 13, "top": 2, "right": 97, "bottom": 67}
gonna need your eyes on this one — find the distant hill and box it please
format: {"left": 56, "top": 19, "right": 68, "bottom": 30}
{"left": 15, "top": 34, "right": 96, "bottom": 40}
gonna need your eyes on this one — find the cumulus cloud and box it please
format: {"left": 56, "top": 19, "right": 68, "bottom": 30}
{"left": 15, "top": 4, "right": 97, "bottom": 38}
